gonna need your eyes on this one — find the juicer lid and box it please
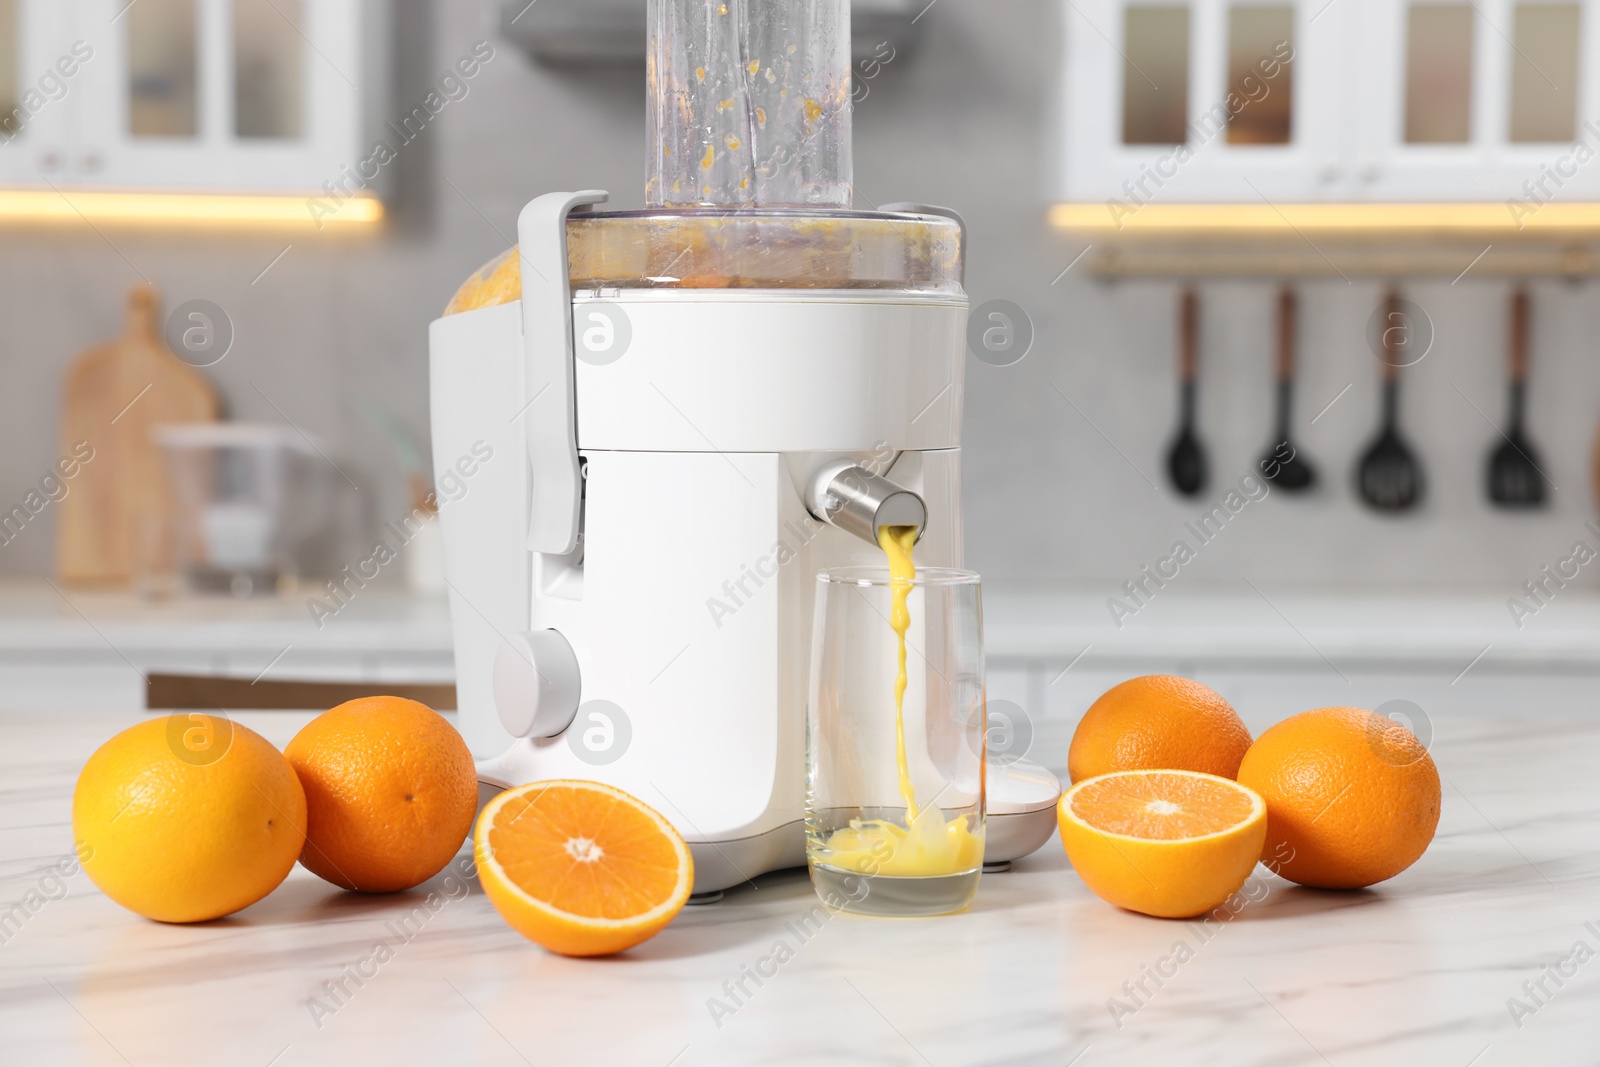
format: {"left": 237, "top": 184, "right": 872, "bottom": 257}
{"left": 441, "top": 195, "right": 967, "bottom": 319}
{"left": 561, "top": 204, "right": 965, "bottom": 293}
{"left": 572, "top": 206, "right": 943, "bottom": 221}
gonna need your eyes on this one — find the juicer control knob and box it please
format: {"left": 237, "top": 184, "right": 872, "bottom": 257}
{"left": 805, "top": 464, "right": 927, "bottom": 547}
{"left": 494, "top": 630, "right": 582, "bottom": 739}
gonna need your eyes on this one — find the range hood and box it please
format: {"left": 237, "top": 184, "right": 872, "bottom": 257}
{"left": 499, "top": 0, "right": 927, "bottom": 66}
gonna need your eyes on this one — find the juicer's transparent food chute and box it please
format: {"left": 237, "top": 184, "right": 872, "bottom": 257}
{"left": 646, "top": 0, "right": 756, "bottom": 205}
{"left": 647, "top": 0, "right": 851, "bottom": 208}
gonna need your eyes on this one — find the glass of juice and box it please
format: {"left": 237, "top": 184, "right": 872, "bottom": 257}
{"left": 806, "top": 566, "right": 986, "bottom": 916}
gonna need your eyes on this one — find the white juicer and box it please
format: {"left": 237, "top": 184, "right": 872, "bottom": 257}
{"left": 427, "top": 0, "right": 1059, "bottom": 895}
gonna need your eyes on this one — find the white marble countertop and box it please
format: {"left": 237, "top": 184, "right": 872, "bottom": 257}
{"left": 2, "top": 708, "right": 1595, "bottom": 1066}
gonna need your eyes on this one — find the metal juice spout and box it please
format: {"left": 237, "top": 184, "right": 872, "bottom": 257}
{"left": 804, "top": 463, "right": 926, "bottom": 546}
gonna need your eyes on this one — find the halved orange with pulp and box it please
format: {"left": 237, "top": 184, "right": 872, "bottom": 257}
{"left": 1057, "top": 769, "right": 1267, "bottom": 918}
{"left": 475, "top": 780, "right": 694, "bottom": 956}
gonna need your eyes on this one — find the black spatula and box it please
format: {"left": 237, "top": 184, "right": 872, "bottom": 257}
{"left": 1356, "top": 290, "right": 1424, "bottom": 512}
{"left": 1487, "top": 287, "right": 1547, "bottom": 508}
{"left": 1166, "top": 287, "right": 1207, "bottom": 497}
{"left": 1260, "top": 286, "right": 1317, "bottom": 491}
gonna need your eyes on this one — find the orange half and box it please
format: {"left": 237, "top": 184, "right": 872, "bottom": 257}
{"left": 474, "top": 780, "right": 694, "bottom": 956}
{"left": 1057, "top": 769, "right": 1267, "bottom": 918}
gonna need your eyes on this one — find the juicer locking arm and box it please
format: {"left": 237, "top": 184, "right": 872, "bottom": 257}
{"left": 518, "top": 189, "right": 608, "bottom": 555}
{"left": 804, "top": 463, "right": 926, "bottom": 546}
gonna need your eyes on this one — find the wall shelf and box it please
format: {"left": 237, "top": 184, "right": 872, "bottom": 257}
{"left": 1075, "top": 246, "right": 1600, "bottom": 280}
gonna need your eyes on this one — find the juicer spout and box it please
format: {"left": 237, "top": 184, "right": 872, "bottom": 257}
{"left": 805, "top": 463, "right": 927, "bottom": 546}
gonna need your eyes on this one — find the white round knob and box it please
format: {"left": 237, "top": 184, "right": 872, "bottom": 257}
{"left": 494, "top": 630, "right": 581, "bottom": 739}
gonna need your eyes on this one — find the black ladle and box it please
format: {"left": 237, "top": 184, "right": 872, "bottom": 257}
{"left": 1356, "top": 290, "right": 1425, "bottom": 512}
{"left": 1260, "top": 286, "right": 1317, "bottom": 490}
{"left": 1166, "top": 287, "right": 1207, "bottom": 496}
{"left": 1487, "top": 287, "right": 1547, "bottom": 508}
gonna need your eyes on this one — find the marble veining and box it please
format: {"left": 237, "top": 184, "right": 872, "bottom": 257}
{"left": 1, "top": 710, "right": 1596, "bottom": 1066}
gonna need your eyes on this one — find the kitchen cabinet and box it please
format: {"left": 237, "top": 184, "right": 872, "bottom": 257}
{"left": 1351, "top": 0, "right": 1600, "bottom": 202}
{"left": 0, "top": 0, "right": 73, "bottom": 185}
{"left": 0, "top": 0, "right": 388, "bottom": 199}
{"left": 1058, "top": 0, "right": 1600, "bottom": 212}
{"left": 1061, "top": 0, "right": 1338, "bottom": 207}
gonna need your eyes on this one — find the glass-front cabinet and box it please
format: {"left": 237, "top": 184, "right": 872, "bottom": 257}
{"left": 0, "top": 0, "right": 386, "bottom": 197}
{"left": 1058, "top": 0, "right": 1600, "bottom": 210}
{"left": 1353, "top": 0, "right": 1600, "bottom": 200}
{"left": 1065, "top": 0, "right": 1340, "bottom": 205}
{"left": 0, "top": 0, "right": 74, "bottom": 185}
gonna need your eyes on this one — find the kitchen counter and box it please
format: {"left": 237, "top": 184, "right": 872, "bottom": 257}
{"left": 0, "top": 581, "right": 454, "bottom": 712}
{"left": 3, "top": 709, "right": 1595, "bottom": 1066}
{"left": 12, "top": 577, "right": 1600, "bottom": 723}
{"left": 983, "top": 585, "right": 1600, "bottom": 668}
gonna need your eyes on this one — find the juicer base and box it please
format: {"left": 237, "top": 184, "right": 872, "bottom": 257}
{"left": 986, "top": 808, "right": 1060, "bottom": 865}
{"left": 687, "top": 821, "right": 806, "bottom": 894}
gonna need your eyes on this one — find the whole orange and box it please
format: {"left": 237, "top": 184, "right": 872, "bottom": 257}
{"left": 73, "top": 715, "right": 305, "bottom": 923}
{"left": 1068, "top": 675, "right": 1252, "bottom": 783}
{"left": 1236, "top": 706, "right": 1440, "bottom": 889}
{"left": 285, "top": 696, "right": 479, "bottom": 893}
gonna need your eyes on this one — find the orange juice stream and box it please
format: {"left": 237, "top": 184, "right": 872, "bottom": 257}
{"left": 884, "top": 524, "right": 920, "bottom": 820}
{"left": 814, "top": 526, "right": 983, "bottom": 879}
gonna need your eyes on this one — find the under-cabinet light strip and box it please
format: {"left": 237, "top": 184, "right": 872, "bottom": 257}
{"left": 0, "top": 190, "right": 384, "bottom": 226}
{"left": 1049, "top": 202, "right": 1600, "bottom": 234}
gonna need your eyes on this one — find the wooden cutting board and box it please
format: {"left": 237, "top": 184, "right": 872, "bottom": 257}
{"left": 55, "top": 285, "right": 220, "bottom": 586}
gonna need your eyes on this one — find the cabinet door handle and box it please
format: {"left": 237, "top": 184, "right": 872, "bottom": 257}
{"left": 81, "top": 152, "right": 104, "bottom": 173}
{"left": 38, "top": 151, "right": 61, "bottom": 172}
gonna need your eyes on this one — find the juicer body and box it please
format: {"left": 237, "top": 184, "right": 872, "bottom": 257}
{"left": 428, "top": 193, "right": 972, "bottom": 892}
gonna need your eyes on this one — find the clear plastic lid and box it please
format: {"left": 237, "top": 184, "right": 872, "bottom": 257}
{"left": 443, "top": 208, "right": 963, "bottom": 316}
